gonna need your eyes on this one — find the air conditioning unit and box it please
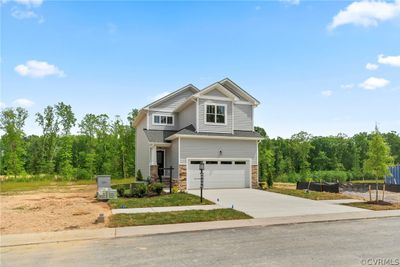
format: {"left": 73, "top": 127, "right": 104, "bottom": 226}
{"left": 107, "top": 189, "right": 118, "bottom": 199}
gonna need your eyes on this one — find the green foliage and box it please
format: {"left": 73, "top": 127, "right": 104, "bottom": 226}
{"left": 112, "top": 183, "right": 131, "bottom": 197}
{"left": 130, "top": 182, "right": 147, "bottom": 198}
{"left": 148, "top": 182, "right": 164, "bottom": 195}
{"left": 364, "top": 131, "right": 394, "bottom": 179}
{"left": 136, "top": 169, "right": 143, "bottom": 181}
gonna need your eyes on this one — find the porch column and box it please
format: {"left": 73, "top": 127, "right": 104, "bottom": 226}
{"left": 150, "top": 146, "right": 158, "bottom": 181}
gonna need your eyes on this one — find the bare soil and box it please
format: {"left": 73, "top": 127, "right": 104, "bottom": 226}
{"left": 0, "top": 185, "right": 111, "bottom": 235}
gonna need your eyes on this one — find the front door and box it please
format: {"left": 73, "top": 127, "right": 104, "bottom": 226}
{"left": 156, "top": 150, "right": 165, "bottom": 177}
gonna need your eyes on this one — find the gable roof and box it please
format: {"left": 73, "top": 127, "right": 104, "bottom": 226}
{"left": 219, "top": 78, "right": 260, "bottom": 105}
{"left": 193, "top": 82, "right": 239, "bottom": 100}
{"left": 145, "top": 84, "right": 199, "bottom": 109}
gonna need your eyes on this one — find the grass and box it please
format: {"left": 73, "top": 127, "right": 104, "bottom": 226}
{"left": 108, "top": 208, "right": 251, "bottom": 227}
{"left": 344, "top": 201, "right": 400, "bottom": 211}
{"left": 0, "top": 177, "right": 134, "bottom": 193}
{"left": 267, "top": 187, "right": 351, "bottom": 200}
{"left": 108, "top": 193, "right": 213, "bottom": 209}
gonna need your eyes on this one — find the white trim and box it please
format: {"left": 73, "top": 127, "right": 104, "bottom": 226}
{"left": 146, "top": 112, "right": 149, "bottom": 129}
{"left": 231, "top": 101, "right": 234, "bottom": 134}
{"left": 148, "top": 108, "right": 175, "bottom": 112}
{"left": 166, "top": 134, "right": 263, "bottom": 141}
{"left": 196, "top": 99, "right": 199, "bottom": 132}
{"left": 178, "top": 137, "right": 181, "bottom": 166}
{"left": 219, "top": 78, "right": 260, "bottom": 105}
{"left": 186, "top": 157, "right": 252, "bottom": 190}
{"left": 152, "top": 113, "right": 175, "bottom": 126}
{"left": 147, "top": 84, "right": 199, "bottom": 109}
{"left": 204, "top": 103, "right": 228, "bottom": 126}
{"left": 252, "top": 106, "right": 254, "bottom": 131}
{"left": 194, "top": 82, "right": 238, "bottom": 101}
{"left": 148, "top": 142, "right": 171, "bottom": 147}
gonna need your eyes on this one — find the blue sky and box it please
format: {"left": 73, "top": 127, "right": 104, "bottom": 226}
{"left": 1, "top": 0, "right": 400, "bottom": 138}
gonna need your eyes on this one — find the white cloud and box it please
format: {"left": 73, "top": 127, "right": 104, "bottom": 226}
{"left": 328, "top": 0, "right": 400, "bottom": 30}
{"left": 321, "top": 90, "right": 333, "bottom": 97}
{"left": 365, "top": 63, "right": 379, "bottom": 70}
{"left": 14, "top": 0, "right": 43, "bottom": 7}
{"left": 14, "top": 60, "right": 65, "bottom": 78}
{"left": 341, "top": 83, "right": 355, "bottom": 90}
{"left": 11, "top": 7, "right": 37, "bottom": 19}
{"left": 12, "top": 98, "right": 34, "bottom": 108}
{"left": 378, "top": 54, "right": 400, "bottom": 67}
{"left": 0, "top": 102, "right": 6, "bottom": 109}
{"left": 359, "top": 77, "right": 390, "bottom": 90}
{"left": 151, "top": 91, "right": 171, "bottom": 102}
{"left": 280, "top": 0, "right": 300, "bottom": 5}
{"left": 255, "top": 6, "right": 261, "bottom": 11}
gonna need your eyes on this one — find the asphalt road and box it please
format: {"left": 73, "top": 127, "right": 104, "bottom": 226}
{"left": 1, "top": 217, "right": 400, "bottom": 267}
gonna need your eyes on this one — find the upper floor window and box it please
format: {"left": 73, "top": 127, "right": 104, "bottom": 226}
{"left": 205, "top": 104, "right": 226, "bottom": 124}
{"left": 153, "top": 114, "right": 174, "bottom": 126}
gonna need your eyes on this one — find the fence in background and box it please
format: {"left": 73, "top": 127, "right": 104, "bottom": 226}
{"left": 385, "top": 165, "right": 400, "bottom": 185}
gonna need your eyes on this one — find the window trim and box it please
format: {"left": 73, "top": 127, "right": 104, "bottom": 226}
{"left": 152, "top": 113, "right": 174, "bottom": 126}
{"left": 204, "top": 103, "right": 227, "bottom": 125}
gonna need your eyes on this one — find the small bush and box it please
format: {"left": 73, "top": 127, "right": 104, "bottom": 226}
{"left": 148, "top": 182, "right": 164, "bottom": 195}
{"left": 74, "top": 168, "right": 93, "bottom": 180}
{"left": 130, "top": 182, "right": 147, "bottom": 198}
{"left": 136, "top": 169, "right": 143, "bottom": 181}
{"left": 259, "top": 182, "right": 268, "bottom": 190}
{"left": 172, "top": 185, "right": 180, "bottom": 193}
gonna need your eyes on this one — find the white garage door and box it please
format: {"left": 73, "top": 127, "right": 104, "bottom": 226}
{"left": 187, "top": 159, "right": 250, "bottom": 189}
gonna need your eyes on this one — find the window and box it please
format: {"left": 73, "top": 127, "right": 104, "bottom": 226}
{"left": 235, "top": 161, "right": 246, "bottom": 165}
{"left": 206, "top": 161, "right": 218, "bottom": 164}
{"left": 205, "top": 104, "right": 226, "bottom": 124}
{"left": 220, "top": 161, "right": 232, "bottom": 165}
{"left": 153, "top": 114, "right": 174, "bottom": 126}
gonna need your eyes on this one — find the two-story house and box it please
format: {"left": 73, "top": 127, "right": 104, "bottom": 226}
{"left": 133, "top": 78, "right": 262, "bottom": 190}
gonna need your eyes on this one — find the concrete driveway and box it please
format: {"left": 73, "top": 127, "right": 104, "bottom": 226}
{"left": 188, "top": 189, "right": 363, "bottom": 218}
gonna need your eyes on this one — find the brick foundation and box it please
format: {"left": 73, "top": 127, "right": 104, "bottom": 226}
{"left": 251, "top": 165, "right": 259, "bottom": 189}
{"left": 178, "top": 165, "right": 187, "bottom": 191}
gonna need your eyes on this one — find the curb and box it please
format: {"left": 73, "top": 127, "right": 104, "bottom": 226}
{"left": 1, "top": 210, "right": 399, "bottom": 248}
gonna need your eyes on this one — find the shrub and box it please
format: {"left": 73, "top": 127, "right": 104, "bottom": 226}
{"left": 148, "top": 182, "right": 164, "bottom": 195}
{"left": 267, "top": 175, "right": 273, "bottom": 188}
{"left": 112, "top": 184, "right": 130, "bottom": 197}
{"left": 74, "top": 168, "right": 92, "bottom": 180}
{"left": 172, "top": 185, "right": 180, "bottom": 193}
{"left": 136, "top": 169, "right": 143, "bottom": 181}
{"left": 130, "top": 182, "right": 147, "bottom": 198}
{"left": 259, "top": 182, "right": 268, "bottom": 190}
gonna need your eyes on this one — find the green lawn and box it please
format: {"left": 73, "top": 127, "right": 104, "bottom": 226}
{"left": 0, "top": 177, "right": 134, "bottom": 193}
{"left": 109, "top": 193, "right": 213, "bottom": 209}
{"left": 344, "top": 201, "right": 400, "bottom": 210}
{"left": 108, "top": 208, "right": 251, "bottom": 227}
{"left": 267, "top": 187, "right": 351, "bottom": 200}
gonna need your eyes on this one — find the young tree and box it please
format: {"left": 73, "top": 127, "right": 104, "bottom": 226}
{"left": 0, "top": 107, "right": 28, "bottom": 177}
{"left": 364, "top": 128, "right": 394, "bottom": 202}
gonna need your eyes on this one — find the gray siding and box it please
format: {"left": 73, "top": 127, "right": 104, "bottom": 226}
{"left": 203, "top": 89, "right": 226, "bottom": 98}
{"left": 220, "top": 82, "right": 246, "bottom": 101}
{"left": 179, "top": 138, "right": 258, "bottom": 165}
{"left": 135, "top": 116, "right": 150, "bottom": 178}
{"left": 151, "top": 90, "right": 194, "bottom": 111}
{"left": 178, "top": 102, "right": 196, "bottom": 129}
{"left": 148, "top": 111, "right": 178, "bottom": 131}
{"left": 166, "top": 139, "right": 179, "bottom": 178}
{"left": 234, "top": 104, "right": 253, "bottom": 131}
{"left": 198, "top": 99, "right": 232, "bottom": 134}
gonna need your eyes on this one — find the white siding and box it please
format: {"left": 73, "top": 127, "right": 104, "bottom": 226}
{"left": 135, "top": 116, "right": 150, "bottom": 178}
{"left": 179, "top": 138, "right": 258, "bottom": 165}
{"left": 234, "top": 104, "right": 253, "bottom": 131}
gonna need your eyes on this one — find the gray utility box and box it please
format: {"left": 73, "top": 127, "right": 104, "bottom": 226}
{"left": 97, "top": 175, "right": 111, "bottom": 191}
{"left": 96, "top": 175, "right": 117, "bottom": 200}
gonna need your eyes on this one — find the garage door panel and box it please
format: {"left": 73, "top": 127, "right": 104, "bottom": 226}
{"left": 188, "top": 159, "right": 250, "bottom": 189}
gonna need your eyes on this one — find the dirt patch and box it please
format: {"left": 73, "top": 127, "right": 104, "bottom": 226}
{"left": 0, "top": 184, "right": 111, "bottom": 234}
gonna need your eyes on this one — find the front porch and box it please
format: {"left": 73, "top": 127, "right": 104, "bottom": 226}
{"left": 149, "top": 144, "right": 178, "bottom": 187}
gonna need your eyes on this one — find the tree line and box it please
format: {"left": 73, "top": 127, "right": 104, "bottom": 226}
{"left": 1, "top": 104, "right": 399, "bottom": 182}
{"left": 0, "top": 103, "right": 138, "bottom": 180}
{"left": 256, "top": 127, "right": 399, "bottom": 183}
